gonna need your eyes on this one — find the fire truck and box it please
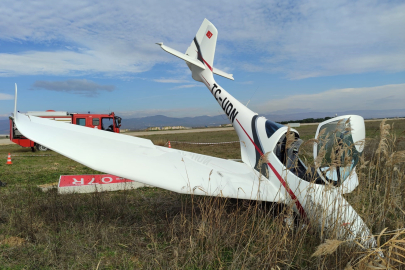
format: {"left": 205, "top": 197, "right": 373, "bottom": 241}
{"left": 10, "top": 110, "right": 122, "bottom": 151}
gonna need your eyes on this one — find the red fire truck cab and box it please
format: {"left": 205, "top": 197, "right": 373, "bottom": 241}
{"left": 10, "top": 110, "right": 122, "bottom": 151}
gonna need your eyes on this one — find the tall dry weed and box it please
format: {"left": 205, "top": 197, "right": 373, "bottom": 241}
{"left": 311, "top": 119, "right": 405, "bottom": 269}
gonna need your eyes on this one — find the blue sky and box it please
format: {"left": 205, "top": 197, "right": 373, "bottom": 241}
{"left": 0, "top": 0, "right": 404, "bottom": 120}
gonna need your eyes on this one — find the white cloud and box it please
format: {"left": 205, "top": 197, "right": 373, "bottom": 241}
{"left": 171, "top": 84, "right": 202, "bottom": 89}
{"left": 0, "top": 0, "right": 403, "bottom": 78}
{"left": 0, "top": 49, "right": 160, "bottom": 77}
{"left": 256, "top": 84, "right": 405, "bottom": 113}
{"left": 0, "top": 93, "right": 13, "bottom": 100}
{"left": 154, "top": 78, "right": 188, "bottom": 83}
{"left": 31, "top": 79, "right": 115, "bottom": 97}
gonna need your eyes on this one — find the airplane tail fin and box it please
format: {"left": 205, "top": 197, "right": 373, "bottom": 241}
{"left": 185, "top": 19, "right": 217, "bottom": 73}
{"left": 157, "top": 19, "right": 233, "bottom": 81}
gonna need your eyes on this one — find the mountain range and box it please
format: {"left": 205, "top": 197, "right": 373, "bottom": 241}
{"left": 1, "top": 109, "right": 404, "bottom": 135}
{"left": 118, "top": 108, "right": 405, "bottom": 130}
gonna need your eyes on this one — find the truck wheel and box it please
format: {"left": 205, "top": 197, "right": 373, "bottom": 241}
{"left": 36, "top": 144, "right": 48, "bottom": 151}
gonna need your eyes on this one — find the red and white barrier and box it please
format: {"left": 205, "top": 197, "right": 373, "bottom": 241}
{"left": 165, "top": 140, "right": 239, "bottom": 146}
{"left": 58, "top": 174, "right": 150, "bottom": 194}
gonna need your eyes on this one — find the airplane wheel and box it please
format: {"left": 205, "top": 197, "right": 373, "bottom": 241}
{"left": 36, "top": 144, "right": 48, "bottom": 151}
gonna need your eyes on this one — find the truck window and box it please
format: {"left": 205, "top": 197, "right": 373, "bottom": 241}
{"left": 115, "top": 116, "right": 121, "bottom": 127}
{"left": 92, "top": 118, "right": 100, "bottom": 126}
{"left": 102, "top": 118, "right": 114, "bottom": 131}
{"left": 76, "top": 118, "right": 86, "bottom": 126}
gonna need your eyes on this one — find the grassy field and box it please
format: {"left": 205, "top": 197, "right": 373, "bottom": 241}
{"left": 0, "top": 119, "right": 404, "bottom": 269}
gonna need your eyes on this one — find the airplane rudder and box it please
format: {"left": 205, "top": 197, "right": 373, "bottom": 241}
{"left": 199, "top": 24, "right": 217, "bottom": 70}
{"left": 185, "top": 18, "right": 212, "bottom": 60}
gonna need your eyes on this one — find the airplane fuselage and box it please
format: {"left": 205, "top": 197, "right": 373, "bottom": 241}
{"left": 192, "top": 65, "right": 375, "bottom": 247}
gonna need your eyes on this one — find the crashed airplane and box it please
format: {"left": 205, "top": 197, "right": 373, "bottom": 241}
{"left": 13, "top": 19, "right": 375, "bottom": 247}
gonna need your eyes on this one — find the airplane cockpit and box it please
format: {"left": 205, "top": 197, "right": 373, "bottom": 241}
{"left": 273, "top": 115, "right": 365, "bottom": 187}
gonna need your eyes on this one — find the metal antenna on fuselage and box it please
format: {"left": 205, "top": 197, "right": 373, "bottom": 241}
{"left": 245, "top": 86, "right": 259, "bottom": 108}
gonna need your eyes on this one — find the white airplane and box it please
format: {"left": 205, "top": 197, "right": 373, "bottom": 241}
{"left": 13, "top": 19, "right": 375, "bottom": 247}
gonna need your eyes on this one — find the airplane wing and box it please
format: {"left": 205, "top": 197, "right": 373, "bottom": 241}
{"left": 14, "top": 111, "right": 285, "bottom": 202}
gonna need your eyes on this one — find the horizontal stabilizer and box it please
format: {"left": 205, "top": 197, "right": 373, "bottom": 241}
{"left": 157, "top": 43, "right": 205, "bottom": 70}
{"left": 157, "top": 42, "right": 234, "bottom": 80}
{"left": 213, "top": 67, "right": 234, "bottom": 80}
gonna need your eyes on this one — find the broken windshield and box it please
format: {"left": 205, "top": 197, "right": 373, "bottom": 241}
{"left": 315, "top": 118, "right": 361, "bottom": 184}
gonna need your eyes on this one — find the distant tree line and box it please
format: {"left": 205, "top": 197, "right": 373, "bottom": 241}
{"left": 279, "top": 116, "right": 333, "bottom": 124}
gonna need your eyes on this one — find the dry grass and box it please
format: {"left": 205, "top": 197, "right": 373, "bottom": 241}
{"left": 0, "top": 120, "right": 404, "bottom": 269}
{"left": 152, "top": 139, "right": 167, "bottom": 146}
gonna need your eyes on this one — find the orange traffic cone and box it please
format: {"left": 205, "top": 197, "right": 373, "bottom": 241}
{"left": 6, "top": 153, "right": 12, "bottom": 165}
{"left": 168, "top": 141, "right": 171, "bottom": 148}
